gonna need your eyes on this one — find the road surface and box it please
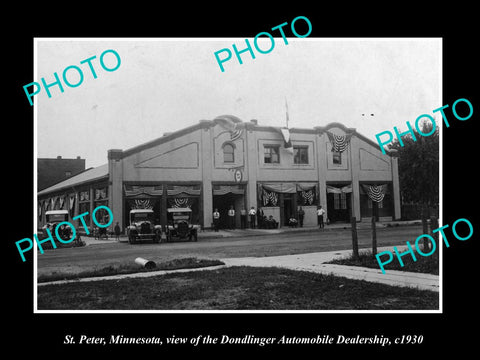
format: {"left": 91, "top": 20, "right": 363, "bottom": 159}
{"left": 37, "top": 225, "right": 421, "bottom": 277}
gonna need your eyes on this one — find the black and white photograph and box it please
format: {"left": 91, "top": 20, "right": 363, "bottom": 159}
{"left": 7, "top": 5, "right": 479, "bottom": 356}
{"left": 34, "top": 37, "right": 442, "bottom": 312}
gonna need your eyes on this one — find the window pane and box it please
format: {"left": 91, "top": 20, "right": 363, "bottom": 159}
{"left": 294, "top": 146, "right": 308, "bottom": 164}
{"left": 223, "top": 144, "right": 234, "bottom": 163}
{"left": 334, "top": 193, "right": 340, "bottom": 209}
{"left": 340, "top": 192, "right": 347, "bottom": 209}
{"left": 264, "top": 146, "right": 279, "bottom": 163}
{"left": 333, "top": 151, "right": 341, "bottom": 164}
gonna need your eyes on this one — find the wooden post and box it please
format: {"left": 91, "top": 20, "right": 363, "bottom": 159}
{"left": 430, "top": 215, "right": 439, "bottom": 261}
{"left": 371, "top": 216, "right": 377, "bottom": 256}
{"left": 351, "top": 216, "right": 359, "bottom": 259}
{"left": 422, "top": 204, "right": 429, "bottom": 252}
{"left": 430, "top": 216, "right": 439, "bottom": 241}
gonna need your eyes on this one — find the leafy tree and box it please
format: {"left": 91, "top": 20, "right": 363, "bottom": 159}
{"left": 388, "top": 120, "right": 439, "bottom": 209}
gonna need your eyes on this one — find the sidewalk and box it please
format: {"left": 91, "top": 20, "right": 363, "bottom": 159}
{"left": 80, "top": 220, "right": 422, "bottom": 245}
{"left": 196, "top": 219, "right": 421, "bottom": 240}
{"left": 38, "top": 244, "right": 439, "bottom": 293}
{"left": 220, "top": 246, "right": 439, "bottom": 292}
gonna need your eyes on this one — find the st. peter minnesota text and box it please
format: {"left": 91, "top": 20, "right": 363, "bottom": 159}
{"left": 64, "top": 334, "right": 395, "bottom": 346}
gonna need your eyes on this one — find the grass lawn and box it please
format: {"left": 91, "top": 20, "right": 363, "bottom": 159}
{"left": 326, "top": 250, "right": 439, "bottom": 275}
{"left": 37, "top": 266, "right": 439, "bottom": 310}
{"left": 37, "top": 257, "right": 224, "bottom": 283}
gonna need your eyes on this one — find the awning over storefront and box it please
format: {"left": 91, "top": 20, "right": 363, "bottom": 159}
{"left": 327, "top": 184, "right": 352, "bottom": 194}
{"left": 124, "top": 185, "right": 163, "bottom": 197}
{"left": 166, "top": 185, "right": 201, "bottom": 196}
{"left": 259, "top": 182, "right": 318, "bottom": 206}
{"left": 213, "top": 185, "right": 245, "bottom": 195}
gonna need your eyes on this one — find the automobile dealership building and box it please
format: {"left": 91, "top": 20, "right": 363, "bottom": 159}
{"left": 37, "top": 115, "right": 401, "bottom": 232}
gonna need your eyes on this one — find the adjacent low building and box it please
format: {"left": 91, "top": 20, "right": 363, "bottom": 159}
{"left": 37, "top": 115, "right": 401, "bottom": 232}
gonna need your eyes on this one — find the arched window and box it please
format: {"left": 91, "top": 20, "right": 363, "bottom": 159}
{"left": 223, "top": 143, "right": 234, "bottom": 163}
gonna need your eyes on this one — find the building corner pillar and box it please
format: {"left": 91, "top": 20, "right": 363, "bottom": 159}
{"left": 108, "top": 149, "right": 124, "bottom": 232}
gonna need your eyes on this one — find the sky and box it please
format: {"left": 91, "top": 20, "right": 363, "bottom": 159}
{"left": 36, "top": 38, "right": 441, "bottom": 169}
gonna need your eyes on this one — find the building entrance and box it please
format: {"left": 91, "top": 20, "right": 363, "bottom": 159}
{"left": 281, "top": 194, "right": 296, "bottom": 226}
{"left": 212, "top": 184, "right": 245, "bottom": 229}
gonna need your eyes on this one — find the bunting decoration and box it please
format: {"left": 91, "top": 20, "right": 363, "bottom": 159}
{"left": 230, "top": 128, "right": 243, "bottom": 141}
{"left": 79, "top": 190, "right": 89, "bottom": 201}
{"left": 326, "top": 131, "right": 353, "bottom": 153}
{"left": 271, "top": 127, "right": 294, "bottom": 154}
{"left": 69, "top": 195, "right": 76, "bottom": 217}
{"left": 124, "top": 185, "right": 163, "bottom": 197}
{"left": 363, "top": 184, "right": 387, "bottom": 203}
{"left": 95, "top": 187, "right": 107, "bottom": 200}
{"left": 168, "top": 197, "right": 193, "bottom": 208}
{"left": 263, "top": 189, "right": 278, "bottom": 206}
{"left": 214, "top": 115, "right": 244, "bottom": 142}
{"left": 300, "top": 189, "right": 314, "bottom": 205}
{"left": 51, "top": 197, "right": 57, "bottom": 210}
{"left": 327, "top": 184, "right": 353, "bottom": 194}
{"left": 133, "top": 199, "right": 153, "bottom": 209}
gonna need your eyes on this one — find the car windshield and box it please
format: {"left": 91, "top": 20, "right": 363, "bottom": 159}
{"left": 132, "top": 212, "right": 154, "bottom": 222}
{"left": 47, "top": 214, "right": 67, "bottom": 222}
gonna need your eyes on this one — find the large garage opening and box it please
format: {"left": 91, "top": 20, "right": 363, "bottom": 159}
{"left": 212, "top": 184, "right": 245, "bottom": 229}
{"left": 326, "top": 183, "right": 352, "bottom": 223}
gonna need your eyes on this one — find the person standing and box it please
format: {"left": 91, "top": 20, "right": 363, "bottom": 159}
{"left": 227, "top": 205, "right": 235, "bottom": 229}
{"left": 213, "top": 208, "right": 220, "bottom": 232}
{"left": 256, "top": 207, "right": 264, "bottom": 228}
{"left": 248, "top": 206, "right": 256, "bottom": 228}
{"left": 114, "top": 221, "right": 121, "bottom": 241}
{"left": 240, "top": 207, "right": 247, "bottom": 229}
{"left": 317, "top": 206, "right": 325, "bottom": 229}
{"left": 298, "top": 207, "right": 305, "bottom": 227}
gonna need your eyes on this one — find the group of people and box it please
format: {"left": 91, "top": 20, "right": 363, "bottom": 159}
{"left": 213, "top": 205, "right": 326, "bottom": 231}
{"left": 213, "top": 206, "right": 280, "bottom": 231}
{"left": 288, "top": 206, "right": 325, "bottom": 228}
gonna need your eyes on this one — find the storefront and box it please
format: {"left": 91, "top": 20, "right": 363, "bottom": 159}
{"left": 38, "top": 117, "right": 401, "bottom": 232}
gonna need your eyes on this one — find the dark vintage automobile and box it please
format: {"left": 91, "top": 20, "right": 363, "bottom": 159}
{"left": 126, "top": 209, "right": 162, "bottom": 244}
{"left": 42, "top": 210, "right": 72, "bottom": 241}
{"left": 165, "top": 207, "right": 200, "bottom": 242}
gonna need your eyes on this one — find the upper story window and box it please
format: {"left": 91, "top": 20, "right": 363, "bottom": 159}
{"left": 264, "top": 145, "right": 280, "bottom": 164}
{"left": 293, "top": 146, "right": 309, "bottom": 164}
{"left": 332, "top": 151, "right": 342, "bottom": 165}
{"left": 223, "top": 143, "right": 234, "bottom": 163}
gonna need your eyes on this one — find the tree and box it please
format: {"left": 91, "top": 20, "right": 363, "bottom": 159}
{"left": 388, "top": 121, "right": 439, "bottom": 250}
{"left": 388, "top": 121, "right": 439, "bottom": 208}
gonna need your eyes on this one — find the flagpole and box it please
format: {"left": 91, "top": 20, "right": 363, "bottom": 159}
{"left": 285, "top": 97, "right": 289, "bottom": 129}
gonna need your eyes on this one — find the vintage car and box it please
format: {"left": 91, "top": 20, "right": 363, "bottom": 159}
{"left": 126, "top": 209, "right": 162, "bottom": 244}
{"left": 42, "top": 209, "right": 72, "bottom": 241}
{"left": 165, "top": 207, "right": 200, "bottom": 242}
